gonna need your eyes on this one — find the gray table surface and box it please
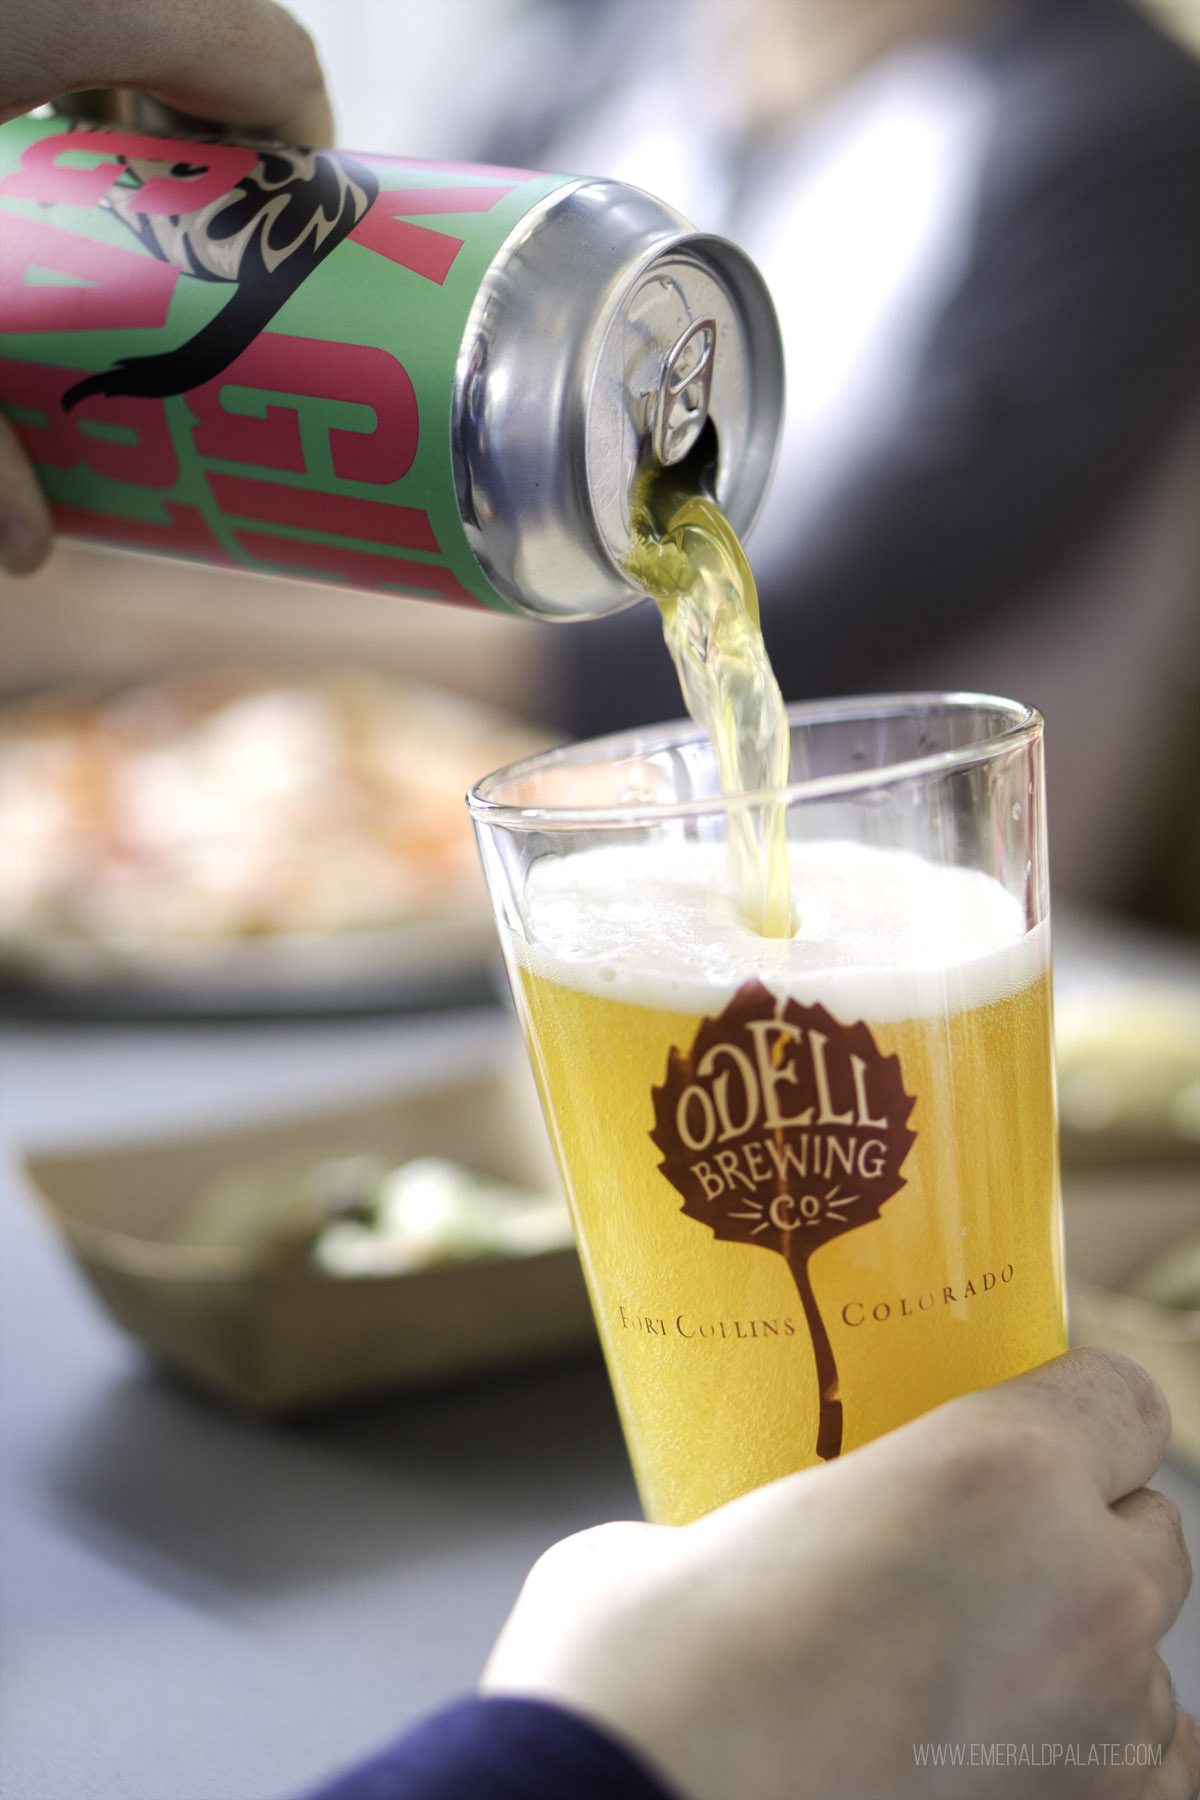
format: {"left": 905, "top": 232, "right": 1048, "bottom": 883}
{"left": 1, "top": 951, "right": 1197, "bottom": 1800}
{"left": 0, "top": 1008, "right": 641, "bottom": 1800}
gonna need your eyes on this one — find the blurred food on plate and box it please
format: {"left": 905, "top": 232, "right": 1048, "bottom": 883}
{"left": 0, "top": 669, "right": 550, "bottom": 1001}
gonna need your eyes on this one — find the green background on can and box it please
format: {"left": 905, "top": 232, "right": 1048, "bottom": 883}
{"left": 0, "top": 113, "right": 575, "bottom": 612}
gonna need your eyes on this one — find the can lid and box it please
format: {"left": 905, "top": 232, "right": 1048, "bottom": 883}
{"left": 454, "top": 180, "right": 784, "bottom": 621}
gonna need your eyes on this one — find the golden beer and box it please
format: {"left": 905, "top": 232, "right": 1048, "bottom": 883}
{"left": 504, "top": 838, "right": 1066, "bottom": 1526}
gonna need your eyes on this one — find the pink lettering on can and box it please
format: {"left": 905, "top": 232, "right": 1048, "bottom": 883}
{"left": 0, "top": 131, "right": 257, "bottom": 214}
{"left": 53, "top": 501, "right": 234, "bottom": 561}
{"left": 0, "top": 217, "right": 178, "bottom": 334}
{"left": 0, "top": 358, "right": 178, "bottom": 487}
{"left": 349, "top": 185, "right": 515, "bottom": 285}
{"left": 208, "top": 473, "right": 439, "bottom": 555}
{"left": 233, "top": 530, "right": 478, "bottom": 605}
{"left": 187, "top": 336, "right": 419, "bottom": 482}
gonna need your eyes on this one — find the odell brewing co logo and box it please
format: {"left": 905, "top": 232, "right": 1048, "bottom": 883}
{"left": 650, "top": 979, "right": 916, "bottom": 1461}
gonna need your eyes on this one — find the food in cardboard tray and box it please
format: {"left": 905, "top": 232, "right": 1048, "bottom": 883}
{"left": 174, "top": 1150, "right": 573, "bottom": 1276}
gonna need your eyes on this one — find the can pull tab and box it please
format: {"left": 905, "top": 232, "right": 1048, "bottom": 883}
{"left": 652, "top": 316, "right": 716, "bottom": 465}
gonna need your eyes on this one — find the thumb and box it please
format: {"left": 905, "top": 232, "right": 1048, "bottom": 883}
{"left": 1146, "top": 1709, "right": 1200, "bottom": 1799}
{"left": 0, "top": 414, "right": 53, "bottom": 574}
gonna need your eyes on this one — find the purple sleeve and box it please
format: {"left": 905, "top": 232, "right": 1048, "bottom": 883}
{"left": 295, "top": 1694, "right": 680, "bottom": 1800}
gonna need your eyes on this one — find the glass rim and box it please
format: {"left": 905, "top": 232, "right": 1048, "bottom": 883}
{"left": 468, "top": 690, "right": 1043, "bottom": 830}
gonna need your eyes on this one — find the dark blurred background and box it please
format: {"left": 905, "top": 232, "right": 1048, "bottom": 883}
{"left": 3, "top": 0, "right": 1198, "bottom": 931}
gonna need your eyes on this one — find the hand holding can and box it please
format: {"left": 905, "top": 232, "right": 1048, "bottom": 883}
{"left": 0, "top": 0, "right": 336, "bottom": 572}
{"left": 0, "top": 108, "right": 781, "bottom": 613}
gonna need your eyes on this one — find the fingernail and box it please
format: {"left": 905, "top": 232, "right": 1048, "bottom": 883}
{"left": 0, "top": 508, "right": 44, "bottom": 573}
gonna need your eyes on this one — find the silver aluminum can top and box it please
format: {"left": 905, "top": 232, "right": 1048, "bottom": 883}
{"left": 453, "top": 179, "right": 785, "bottom": 621}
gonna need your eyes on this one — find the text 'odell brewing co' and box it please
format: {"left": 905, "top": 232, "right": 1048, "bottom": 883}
{"left": 0, "top": 110, "right": 783, "bottom": 618}
{"left": 651, "top": 979, "right": 918, "bottom": 1462}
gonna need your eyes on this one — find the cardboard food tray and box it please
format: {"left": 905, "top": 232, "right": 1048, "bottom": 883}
{"left": 23, "top": 1054, "right": 597, "bottom": 1414}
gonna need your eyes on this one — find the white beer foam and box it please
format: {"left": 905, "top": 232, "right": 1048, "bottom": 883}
{"left": 509, "top": 839, "right": 1047, "bottom": 1021}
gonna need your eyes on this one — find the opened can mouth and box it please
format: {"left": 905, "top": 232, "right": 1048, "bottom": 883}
{"left": 453, "top": 180, "right": 785, "bottom": 622}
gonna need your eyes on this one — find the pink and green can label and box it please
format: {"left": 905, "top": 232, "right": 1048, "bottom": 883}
{"left": 0, "top": 112, "right": 572, "bottom": 610}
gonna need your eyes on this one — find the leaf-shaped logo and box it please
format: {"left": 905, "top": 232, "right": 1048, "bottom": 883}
{"left": 651, "top": 979, "right": 916, "bottom": 1460}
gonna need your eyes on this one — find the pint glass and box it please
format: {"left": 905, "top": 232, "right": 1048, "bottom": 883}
{"left": 469, "top": 695, "right": 1066, "bottom": 1525}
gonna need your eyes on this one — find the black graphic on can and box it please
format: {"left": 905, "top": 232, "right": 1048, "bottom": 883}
{"left": 62, "top": 135, "right": 378, "bottom": 408}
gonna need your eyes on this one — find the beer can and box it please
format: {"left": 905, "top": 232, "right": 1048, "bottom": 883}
{"left": 0, "top": 111, "right": 783, "bottom": 620}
